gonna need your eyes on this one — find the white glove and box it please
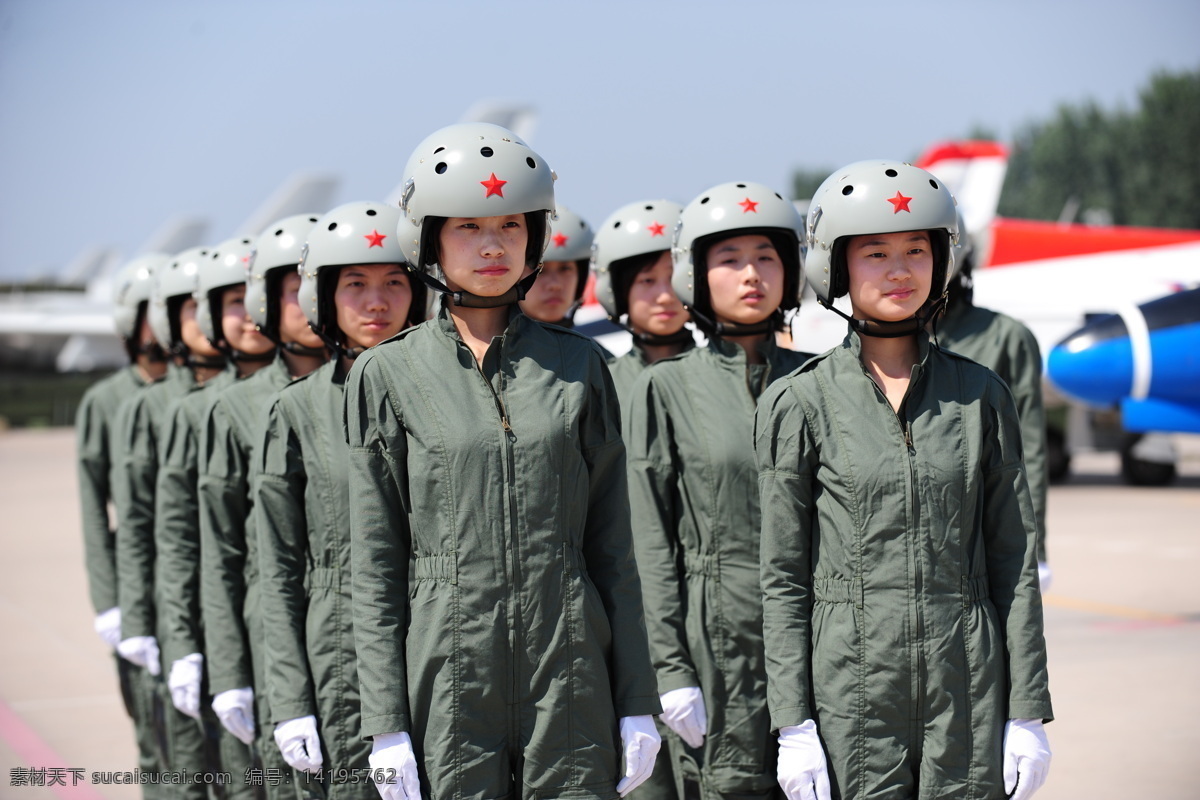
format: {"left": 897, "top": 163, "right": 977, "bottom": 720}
{"left": 274, "top": 715, "right": 324, "bottom": 774}
{"left": 168, "top": 653, "right": 204, "bottom": 719}
{"left": 616, "top": 715, "right": 661, "bottom": 797}
{"left": 212, "top": 687, "right": 256, "bottom": 745}
{"left": 94, "top": 607, "right": 121, "bottom": 650}
{"left": 777, "top": 720, "right": 831, "bottom": 800}
{"left": 1003, "top": 718, "right": 1051, "bottom": 800}
{"left": 117, "top": 635, "right": 161, "bottom": 676}
{"left": 1037, "top": 562, "right": 1053, "bottom": 594}
{"left": 368, "top": 732, "right": 421, "bottom": 800}
{"left": 659, "top": 686, "right": 707, "bottom": 749}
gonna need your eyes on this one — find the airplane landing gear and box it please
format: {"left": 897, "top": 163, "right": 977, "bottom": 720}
{"left": 1120, "top": 433, "right": 1178, "bottom": 486}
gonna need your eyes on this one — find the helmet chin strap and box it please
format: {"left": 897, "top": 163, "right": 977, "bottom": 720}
{"left": 186, "top": 352, "right": 226, "bottom": 369}
{"left": 819, "top": 293, "right": 948, "bottom": 339}
{"left": 411, "top": 266, "right": 541, "bottom": 309}
{"left": 687, "top": 306, "right": 778, "bottom": 338}
{"left": 129, "top": 341, "right": 166, "bottom": 363}
{"left": 228, "top": 347, "right": 276, "bottom": 363}
{"left": 281, "top": 341, "right": 329, "bottom": 358}
{"left": 609, "top": 315, "right": 694, "bottom": 347}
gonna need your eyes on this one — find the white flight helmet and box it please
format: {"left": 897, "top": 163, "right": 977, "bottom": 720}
{"left": 672, "top": 181, "right": 804, "bottom": 335}
{"left": 805, "top": 160, "right": 958, "bottom": 307}
{"left": 592, "top": 200, "right": 684, "bottom": 320}
{"left": 948, "top": 206, "right": 975, "bottom": 285}
{"left": 246, "top": 213, "right": 321, "bottom": 341}
{"left": 396, "top": 122, "right": 556, "bottom": 307}
{"left": 113, "top": 253, "right": 169, "bottom": 342}
{"left": 298, "top": 201, "right": 424, "bottom": 346}
{"left": 195, "top": 236, "right": 256, "bottom": 348}
{"left": 150, "top": 246, "right": 209, "bottom": 351}
{"left": 544, "top": 204, "right": 594, "bottom": 303}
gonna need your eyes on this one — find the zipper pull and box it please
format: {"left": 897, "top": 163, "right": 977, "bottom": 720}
{"left": 501, "top": 416, "right": 512, "bottom": 433}
{"left": 904, "top": 421, "right": 913, "bottom": 449}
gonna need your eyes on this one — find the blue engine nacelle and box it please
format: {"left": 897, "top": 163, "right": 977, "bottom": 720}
{"left": 1047, "top": 288, "right": 1200, "bottom": 434}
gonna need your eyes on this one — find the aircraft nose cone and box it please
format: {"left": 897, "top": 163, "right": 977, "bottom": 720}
{"left": 1047, "top": 314, "right": 1132, "bottom": 406}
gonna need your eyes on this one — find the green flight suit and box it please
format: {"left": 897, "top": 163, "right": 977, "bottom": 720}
{"left": 77, "top": 365, "right": 163, "bottom": 793}
{"left": 256, "top": 359, "right": 374, "bottom": 799}
{"left": 197, "top": 357, "right": 300, "bottom": 799}
{"left": 756, "top": 332, "right": 1053, "bottom": 800}
{"left": 606, "top": 340, "right": 693, "bottom": 800}
{"left": 938, "top": 301, "right": 1049, "bottom": 562}
{"left": 608, "top": 340, "right": 696, "bottom": 424}
{"left": 625, "top": 337, "right": 811, "bottom": 799}
{"left": 345, "top": 307, "right": 661, "bottom": 800}
{"left": 157, "top": 366, "right": 258, "bottom": 799}
{"left": 114, "top": 364, "right": 197, "bottom": 794}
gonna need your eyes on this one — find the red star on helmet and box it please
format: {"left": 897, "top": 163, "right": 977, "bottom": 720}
{"left": 739, "top": 197, "right": 759, "bottom": 213}
{"left": 364, "top": 229, "right": 386, "bottom": 248}
{"left": 481, "top": 173, "right": 507, "bottom": 198}
{"left": 647, "top": 221, "right": 666, "bottom": 237}
{"left": 552, "top": 232, "right": 569, "bottom": 248}
{"left": 887, "top": 192, "right": 913, "bottom": 214}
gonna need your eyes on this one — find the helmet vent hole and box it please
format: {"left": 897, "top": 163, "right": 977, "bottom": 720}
{"left": 274, "top": 229, "right": 284, "bottom": 236}
{"left": 700, "top": 197, "right": 710, "bottom": 204}
{"left": 480, "top": 146, "right": 494, "bottom": 157}
{"left": 526, "top": 157, "right": 536, "bottom": 168}
{"left": 435, "top": 162, "right": 448, "bottom": 174}
{"left": 929, "top": 179, "right": 939, "bottom": 189}
{"left": 842, "top": 185, "right": 854, "bottom": 196}
{"left": 775, "top": 193, "right": 783, "bottom": 200}
{"left": 644, "top": 205, "right": 654, "bottom": 210}
{"left": 613, "top": 221, "right": 621, "bottom": 229}
{"left": 366, "top": 209, "right": 377, "bottom": 216}
{"left": 885, "top": 169, "right": 898, "bottom": 177}
{"left": 328, "top": 223, "right": 338, "bottom": 231}
{"left": 433, "top": 147, "right": 445, "bottom": 154}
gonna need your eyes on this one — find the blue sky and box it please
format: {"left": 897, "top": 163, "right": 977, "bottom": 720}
{"left": 1, "top": 0, "right": 1197, "bottom": 280}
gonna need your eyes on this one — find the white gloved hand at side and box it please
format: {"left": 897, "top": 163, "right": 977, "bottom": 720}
{"left": 94, "top": 607, "right": 121, "bottom": 650}
{"left": 368, "top": 732, "right": 420, "bottom": 800}
{"left": 1037, "top": 562, "right": 1053, "bottom": 594}
{"left": 117, "top": 635, "right": 161, "bottom": 676}
{"left": 778, "top": 720, "right": 831, "bottom": 800}
{"left": 1003, "top": 718, "right": 1051, "bottom": 800}
{"left": 616, "top": 715, "right": 661, "bottom": 797}
{"left": 168, "top": 653, "right": 204, "bottom": 719}
{"left": 212, "top": 687, "right": 256, "bottom": 745}
{"left": 659, "top": 686, "right": 707, "bottom": 749}
{"left": 274, "top": 715, "right": 324, "bottom": 773}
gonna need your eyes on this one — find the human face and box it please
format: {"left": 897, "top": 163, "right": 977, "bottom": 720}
{"left": 520, "top": 260, "right": 579, "bottom": 323}
{"left": 626, "top": 251, "right": 686, "bottom": 337}
{"left": 278, "top": 270, "right": 325, "bottom": 349}
{"left": 137, "top": 309, "right": 158, "bottom": 348}
{"left": 845, "top": 230, "right": 934, "bottom": 323}
{"left": 334, "top": 263, "right": 413, "bottom": 350}
{"left": 220, "top": 284, "right": 275, "bottom": 355}
{"left": 437, "top": 215, "right": 528, "bottom": 298}
{"left": 705, "top": 234, "right": 785, "bottom": 327}
{"left": 178, "top": 297, "right": 221, "bottom": 357}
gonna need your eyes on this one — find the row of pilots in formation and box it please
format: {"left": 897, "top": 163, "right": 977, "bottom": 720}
{"left": 77, "top": 123, "right": 1051, "bottom": 800}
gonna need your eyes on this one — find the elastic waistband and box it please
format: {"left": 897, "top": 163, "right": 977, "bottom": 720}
{"left": 813, "top": 577, "right": 863, "bottom": 609}
{"left": 961, "top": 574, "right": 990, "bottom": 605}
{"left": 414, "top": 554, "right": 457, "bottom": 584}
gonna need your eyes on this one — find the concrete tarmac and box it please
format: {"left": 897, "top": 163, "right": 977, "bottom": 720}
{"left": 0, "top": 427, "right": 1197, "bottom": 800}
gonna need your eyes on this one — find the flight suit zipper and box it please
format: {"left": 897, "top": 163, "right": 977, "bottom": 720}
{"left": 868, "top": 367, "right": 925, "bottom": 742}
{"left": 469, "top": 338, "right": 522, "bottom": 749}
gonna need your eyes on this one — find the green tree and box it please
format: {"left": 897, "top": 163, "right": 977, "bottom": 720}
{"left": 999, "top": 67, "right": 1200, "bottom": 228}
{"left": 792, "top": 167, "right": 832, "bottom": 203}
